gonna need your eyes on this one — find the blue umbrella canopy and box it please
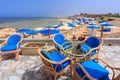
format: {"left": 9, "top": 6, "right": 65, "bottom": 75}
{"left": 53, "top": 25, "right": 60, "bottom": 28}
{"left": 87, "top": 25, "right": 99, "bottom": 29}
{"left": 87, "top": 25, "right": 99, "bottom": 32}
{"left": 101, "top": 23, "right": 113, "bottom": 27}
{"left": 100, "top": 23, "right": 114, "bottom": 38}
{"left": 26, "top": 30, "right": 39, "bottom": 35}
{"left": 77, "top": 18, "right": 83, "bottom": 23}
{"left": 88, "top": 18, "right": 94, "bottom": 21}
{"left": 53, "top": 24, "right": 64, "bottom": 28}
{"left": 16, "top": 28, "right": 30, "bottom": 33}
{"left": 89, "top": 23, "right": 96, "bottom": 25}
{"left": 45, "top": 25, "right": 53, "bottom": 28}
{"left": 16, "top": 28, "right": 31, "bottom": 38}
{"left": 58, "top": 24, "right": 64, "bottom": 26}
{"left": 39, "top": 29, "right": 60, "bottom": 38}
{"left": 67, "top": 23, "right": 76, "bottom": 27}
{"left": 39, "top": 29, "right": 59, "bottom": 35}
{"left": 26, "top": 30, "right": 39, "bottom": 38}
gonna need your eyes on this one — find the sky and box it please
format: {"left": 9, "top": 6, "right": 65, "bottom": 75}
{"left": 0, "top": 0, "right": 120, "bottom": 17}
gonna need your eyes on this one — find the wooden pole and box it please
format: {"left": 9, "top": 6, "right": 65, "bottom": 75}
{"left": 92, "top": 28, "right": 93, "bottom": 32}
{"left": 101, "top": 26, "right": 104, "bottom": 38}
{"left": 48, "top": 28, "right": 50, "bottom": 38}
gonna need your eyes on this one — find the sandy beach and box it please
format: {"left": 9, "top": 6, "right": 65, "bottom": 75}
{"left": 0, "top": 17, "right": 120, "bottom": 39}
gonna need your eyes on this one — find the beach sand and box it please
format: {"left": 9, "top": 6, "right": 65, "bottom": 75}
{"left": 0, "top": 28, "right": 16, "bottom": 38}
{"left": 0, "top": 18, "right": 120, "bottom": 39}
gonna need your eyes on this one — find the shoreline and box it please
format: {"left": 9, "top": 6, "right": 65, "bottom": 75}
{"left": 0, "top": 18, "right": 61, "bottom": 29}
{"left": 0, "top": 17, "right": 120, "bottom": 38}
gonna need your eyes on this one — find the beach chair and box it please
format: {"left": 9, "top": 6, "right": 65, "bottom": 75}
{"left": 76, "top": 57, "right": 120, "bottom": 80}
{"left": 0, "top": 34, "right": 23, "bottom": 62}
{"left": 53, "top": 33, "right": 73, "bottom": 53}
{"left": 77, "top": 36, "right": 103, "bottom": 60}
{"left": 37, "top": 48, "right": 72, "bottom": 80}
{"left": 103, "top": 28, "right": 111, "bottom": 32}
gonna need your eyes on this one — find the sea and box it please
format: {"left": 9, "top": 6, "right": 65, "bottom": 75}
{"left": 0, "top": 17, "right": 61, "bottom": 29}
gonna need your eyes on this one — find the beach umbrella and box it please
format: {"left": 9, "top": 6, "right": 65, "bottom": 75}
{"left": 77, "top": 18, "right": 83, "bottom": 24}
{"left": 100, "top": 23, "right": 114, "bottom": 38}
{"left": 101, "top": 23, "right": 113, "bottom": 27}
{"left": 26, "top": 30, "right": 39, "bottom": 38}
{"left": 53, "top": 24, "right": 64, "bottom": 28}
{"left": 87, "top": 25, "right": 99, "bottom": 32}
{"left": 72, "top": 18, "right": 79, "bottom": 24}
{"left": 39, "top": 29, "right": 60, "bottom": 38}
{"left": 16, "top": 28, "right": 30, "bottom": 37}
{"left": 16, "top": 28, "right": 30, "bottom": 33}
{"left": 45, "top": 26, "right": 54, "bottom": 38}
{"left": 45, "top": 25, "right": 53, "bottom": 29}
{"left": 53, "top": 25, "right": 60, "bottom": 29}
{"left": 67, "top": 23, "right": 76, "bottom": 28}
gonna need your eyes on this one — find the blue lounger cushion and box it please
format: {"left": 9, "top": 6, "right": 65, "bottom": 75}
{"left": 78, "top": 43, "right": 91, "bottom": 54}
{"left": 78, "top": 43, "right": 96, "bottom": 56}
{"left": 54, "top": 34, "right": 65, "bottom": 45}
{"left": 1, "top": 44, "right": 20, "bottom": 51}
{"left": 85, "top": 37, "right": 101, "bottom": 48}
{"left": 49, "top": 51, "right": 70, "bottom": 72}
{"left": 54, "top": 34, "right": 72, "bottom": 51}
{"left": 76, "top": 60, "right": 109, "bottom": 80}
{"left": 8, "top": 34, "right": 21, "bottom": 45}
{"left": 89, "top": 50, "right": 96, "bottom": 56}
{"left": 41, "top": 50, "right": 50, "bottom": 60}
{"left": 62, "top": 42, "right": 72, "bottom": 49}
{"left": 78, "top": 36, "right": 101, "bottom": 56}
{"left": 103, "top": 28, "right": 111, "bottom": 32}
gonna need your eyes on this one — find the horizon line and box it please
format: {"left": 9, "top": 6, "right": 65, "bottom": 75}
{"left": 0, "top": 13, "right": 120, "bottom": 18}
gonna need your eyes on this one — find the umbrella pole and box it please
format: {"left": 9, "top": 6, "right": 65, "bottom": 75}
{"left": 101, "top": 26, "right": 104, "bottom": 38}
{"left": 23, "top": 32, "right": 25, "bottom": 38}
{"left": 92, "top": 29, "right": 94, "bottom": 36}
{"left": 32, "top": 35, "right": 34, "bottom": 38}
{"left": 48, "top": 28, "right": 50, "bottom": 38}
{"left": 92, "top": 28, "right": 93, "bottom": 32}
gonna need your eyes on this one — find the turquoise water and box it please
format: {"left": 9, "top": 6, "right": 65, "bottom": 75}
{"left": 0, "top": 17, "right": 60, "bottom": 29}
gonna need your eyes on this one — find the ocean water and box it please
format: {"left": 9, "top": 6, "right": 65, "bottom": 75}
{"left": 0, "top": 17, "right": 60, "bottom": 29}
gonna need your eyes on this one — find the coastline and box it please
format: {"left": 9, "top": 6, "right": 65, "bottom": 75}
{"left": 0, "top": 18, "right": 60, "bottom": 29}
{"left": 0, "top": 17, "right": 120, "bottom": 38}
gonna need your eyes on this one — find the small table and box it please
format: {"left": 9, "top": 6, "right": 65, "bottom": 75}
{"left": 62, "top": 39, "right": 92, "bottom": 80}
